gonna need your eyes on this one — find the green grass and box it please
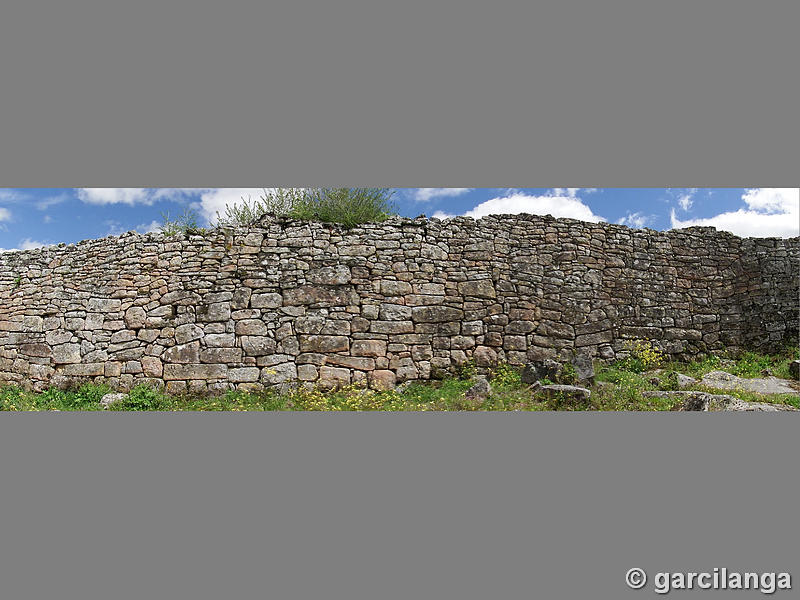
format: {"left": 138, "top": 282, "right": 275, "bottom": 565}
{"left": 1, "top": 348, "right": 796, "bottom": 412}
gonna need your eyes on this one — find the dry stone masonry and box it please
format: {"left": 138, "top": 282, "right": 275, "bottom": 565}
{"left": 1, "top": 214, "right": 797, "bottom": 393}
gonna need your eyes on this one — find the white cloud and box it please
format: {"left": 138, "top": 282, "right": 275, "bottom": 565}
{"left": 616, "top": 212, "right": 653, "bottom": 229}
{"left": 0, "top": 207, "right": 11, "bottom": 222}
{"left": 431, "top": 210, "right": 457, "bottom": 219}
{"left": 411, "top": 188, "right": 473, "bottom": 202}
{"left": 35, "top": 193, "right": 70, "bottom": 210}
{"left": 461, "top": 191, "right": 606, "bottom": 222}
{"left": 670, "top": 188, "right": 799, "bottom": 238}
{"left": 550, "top": 188, "right": 598, "bottom": 198}
{"left": 677, "top": 188, "right": 697, "bottom": 211}
{"left": 136, "top": 220, "right": 162, "bottom": 234}
{"left": 741, "top": 187, "right": 798, "bottom": 214}
{"left": 196, "top": 188, "right": 280, "bottom": 223}
{"left": 77, "top": 188, "right": 153, "bottom": 205}
{"left": 19, "top": 238, "right": 51, "bottom": 250}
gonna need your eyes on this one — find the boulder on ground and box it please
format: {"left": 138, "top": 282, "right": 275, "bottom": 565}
{"left": 789, "top": 360, "right": 800, "bottom": 380}
{"left": 539, "top": 384, "right": 591, "bottom": 407}
{"left": 571, "top": 353, "right": 595, "bottom": 384}
{"left": 521, "top": 359, "right": 562, "bottom": 384}
{"left": 465, "top": 376, "right": 492, "bottom": 401}
{"left": 100, "top": 393, "right": 128, "bottom": 409}
{"left": 700, "top": 370, "right": 798, "bottom": 395}
{"left": 641, "top": 391, "right": 798, "bottom": 412}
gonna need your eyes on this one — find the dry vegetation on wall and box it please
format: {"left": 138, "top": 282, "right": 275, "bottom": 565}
{"left": 0, "top": 212, "right": 798, "bottom": 398}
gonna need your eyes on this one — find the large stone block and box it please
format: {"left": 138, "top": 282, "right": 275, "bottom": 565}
{"left": 411, "top": 306, "right": 463, "bottom": 323}
{"left": 241, "top": 336, "right": 278, "bottom": 356}
{"left": 124, "top": 306, "right": 147, "bottom": 329}
{"left": 163, "top": 341, "right": 200, "bottom": 364}
{"left": 163, "top": 364, "right": 228, "bottom": 380}
{"left": 380, "top": 280, "right": 413, "bottom": 296}
{"left": 306, "top": 265, "right": 351, "bottom": 285}
{"left": 52, "top": 343, "right": 82, "bottom": 364}
{"left": 283, "top": 286, "right": 359, "bottom": 307}
{"left": 299, "top": 335, "right": 349, "bottom": 353}
{"left": 457, "top": 279, "right": 496, "bottom": 299}
{"left": 351, "top": 340, "right": 387, "bottom": 357}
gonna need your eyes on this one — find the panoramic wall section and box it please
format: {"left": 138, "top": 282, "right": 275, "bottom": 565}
{"left": 0, "top": 214, "right": 797, "bottom": 393}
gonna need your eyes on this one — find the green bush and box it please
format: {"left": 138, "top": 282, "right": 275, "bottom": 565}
{"left": 215, "top": 188, "right": 396, "bottom": 228}
{"left": 159, "top": 207, "right": 202, "bottom": 236}
{"left": 108, "top": 385, "right": 164, "bottom": 411}
{"left": 488, "top": 362, "right": 521, "bottom": 387}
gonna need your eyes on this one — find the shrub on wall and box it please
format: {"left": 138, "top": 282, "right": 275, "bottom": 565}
{"left": 216, "top": 188, "right": 396, "bottom": 228}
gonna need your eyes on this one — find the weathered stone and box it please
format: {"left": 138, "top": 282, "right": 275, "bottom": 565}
{"left": 326, "top": 355, "right": 376, "bottom": 370}
{"left": 250, "top": 293, "right": 283, "bottom": 309}
{"left": 100, "top": 393, "right": 128, "bottom": 409}
{"left": 283, "top": 286, "right": 359, "bottom": 307}
{"left": 539, "top": 384, "right": 592, "bottom": 406}
{"left": 369, "top": 370, "right": 396, "bottom": 390}
{"left": 464, "top": 376, "right": 491, "bottom": 402}
{"left": 380, "top": 280, "right": 413, "bottom": 296}
{"left": 163, "top": 342, "right": 200, "bottom": 364}
{"left": 473, "top": 345, "right": 498, "bottom": 366}
{"left": 297, "top": 364, "right": 319, "bottom": 381}
{"left": 379, "top": 304, "right": 413, "bottom": 321}
{"left": 235, "top": 319, "right": 268, "bottom": 336}
{"left": 571, "top": 353, "right": 595, "bottom": 384}
{"left": 457, "top": 279, "right": 496, "bottom": 299}
{"left": 411, "top": 306, "right": 463, "bottom": 323}
{"left": 60, "top": 363, "right": 105, "bottom": 377}
{"left": 124, "top": 306, "right": 147, "bottom": 329}
{"left": 299, "top": 335, "right": 349, "bottom": 353}
{"left": 88, "top": 298, "right": 121, "bottom": 312}
{"left": 261, "top": 362, "right": 298, "bottom": 385}
{"left": 789, "top": 360, "right": 800, "bottom": 380}
{"left": 22, "top": 316, "right": 44, "bottom": 333}
{"left": 228, "top": 367, "right": 261, "bottom": 383}
{"left": 241, "top": 336, "right": 278, "bottom": 356}
{"left": 521, "top": 359, "right": 562, "bottom": 384}
{"left": 351, "top": 340, "right": 387, "bottom": 357}
{"left": 163, "top": 364, "right": 228, "bottom": 380}
{"left": 52, "top": 343, "right": 82, "bottom": 364}
{"left": 641, "top": 391, "right": 799, "bottom": 412}
{"left": 200, "top": 347, "right": 243, "bottom": 364}
{"left": 46, "top": 330, "right": 73, "bottom": 345}
{"left": 197, "top": 302, "right": 232, "bottom": 323}
{"left": 205, "top": 333, "right": 236, "bottom": 347}
{"left": 318, "top": 366, "right": 351, "bottom": 389}
{"left": 175, "top": 323, "right": 204, "bottom": 345}
{"left": 141, "top": 356, "right": 163, "bottom": 378}
{"left": 370, "top": 320, "right": 415, "bottom": 334}
{"left": 307, "top": 265, "right": 351, "bottom": 285}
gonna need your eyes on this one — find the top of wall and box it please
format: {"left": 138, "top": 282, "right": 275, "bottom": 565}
{"left": 1, "top": 213, "right": 797, "bottom": 265}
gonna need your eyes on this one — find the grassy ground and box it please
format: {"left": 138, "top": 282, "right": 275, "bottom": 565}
{"left": 1, "top": 347, "right": 798, "bottom": 412}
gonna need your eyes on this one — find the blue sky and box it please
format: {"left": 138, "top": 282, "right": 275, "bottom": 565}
{"left": 0, "top": 188, "right": 797, "bottom": 251}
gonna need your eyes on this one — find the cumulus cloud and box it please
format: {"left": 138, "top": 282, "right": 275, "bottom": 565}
{"left": 616, "top": 212, "right": 653, "bottom": 228}
{"left": 460, "top": 191, "right": 606, "bottom": 222}
{"left": 411, "top": 188, "right": 473, "bottom": 202}
{"left": 670, "top": 188, "right": 799, "bottom": 238}
{"left": 0, "top": 207, "right": 10, "bottom": 222}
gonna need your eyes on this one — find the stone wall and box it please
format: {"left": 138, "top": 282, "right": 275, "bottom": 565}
{"left": 1, "top": 214, "right": 797, "bottom": 393}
